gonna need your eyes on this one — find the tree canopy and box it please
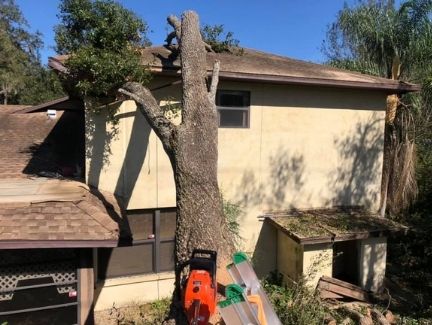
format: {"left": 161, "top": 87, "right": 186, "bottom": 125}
{"left": 323, "top": 0, "right": 432, "bottom": 81}
{"left": 201, "top": 24, "right": 243, "bottom": 54}
{"left": 0, "top": 0, "right": 64, "bottom": 105}
{"left": 55, "top": 0, "right": 150, "bottom": 100}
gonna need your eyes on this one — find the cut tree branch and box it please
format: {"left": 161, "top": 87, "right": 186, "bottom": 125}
{"left": 118, "top": 82, "right": 176, "bottom": 152}
{"left": 166, "top": 15, "right": 181, "bottom": 45}
{"left": 166, "top": 13, "right": 213, "bottom": 52}
{"left": 208, "top": 60, "right": 220, "bottom": 104}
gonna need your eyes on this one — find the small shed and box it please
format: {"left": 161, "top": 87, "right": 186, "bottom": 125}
{"left": 265, "top": 208, "right": 406, "bottom": 292}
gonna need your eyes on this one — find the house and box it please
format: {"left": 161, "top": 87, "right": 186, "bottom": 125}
{"left": 0, "top": 45, "right": 418, "bottom": 323}
{"left": 0, "top": 103, "right": 122, "bottom": 324}
{"left": 51, "top": 46, "right": 422, "bottom": 312}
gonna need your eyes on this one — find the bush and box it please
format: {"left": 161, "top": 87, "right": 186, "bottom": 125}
{"left": 262, "top": 272, "right": 336, "bottom": 325}
{"left": 222, "top": 197, "right": 243, "bottom": 249}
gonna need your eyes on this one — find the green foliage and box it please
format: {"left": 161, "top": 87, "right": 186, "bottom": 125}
{"left": 14, "top": 66, "right": 65, "bottom": 105}
{"left": 201, "top": 24, "right": 243, "bottom": 54}
{"left": 263, "top": 272, "right": 337, "bottom": 325}
{"left": 0, "top": 0, "right": 61, "bottom": 104}
{"left": 323, "top": 0, "right": 432, "bottom": 79}
{"left": 0, "top": 0, "right": 42, "bottom": 59}
{"left": 222, "top": 197, "right": 242, "bottom": 248}
{"left": 55, "top": 0, "right": 151, "bottom": 100}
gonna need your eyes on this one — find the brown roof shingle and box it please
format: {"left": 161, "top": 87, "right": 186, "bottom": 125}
{"left": 0, "top": 109, "right": 60, "bottom": 179}
{"left": 0, "top": 179, "right": 120, "bottom": 248}
{"left": 141, "top": 46, "right": 419, "bottom": 93}
{"left": 49, "top": 46, "right": 419, "bottom": 92}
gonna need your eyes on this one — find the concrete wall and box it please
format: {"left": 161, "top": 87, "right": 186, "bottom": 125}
{"left": 86, "top": 78, "right": 386, "bottom": 253}
{"left": 359, "top": 237, "right": 387, "bottom": 292}
{"left": 93, "top": 272, "right": 175, "bottom": 311}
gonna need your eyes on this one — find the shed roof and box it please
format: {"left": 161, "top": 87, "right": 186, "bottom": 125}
{"left": 265, "top": 207, "right": 407, "bottom": 245}
{"left": 49, "top": 46, "right": 419, "bottom": 93}
{"left": 0, "top": 178, "right": 120, "bottom": 248}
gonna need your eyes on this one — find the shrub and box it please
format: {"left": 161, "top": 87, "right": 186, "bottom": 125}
{"left": 222, "top": 197, "right": 242, "bottom": 249}
{"left": 262, "top": 272, "right": 336, "bottom": 325}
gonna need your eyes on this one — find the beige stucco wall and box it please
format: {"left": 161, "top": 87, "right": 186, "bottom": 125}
{"left": 93, "top": 272, "right": 175, "bottom": 311}
{"left": 359, "top": 237, "right": 387, "bottom": 292}
{"left": 86, "top": 78, "right": 386, "bottom": 252}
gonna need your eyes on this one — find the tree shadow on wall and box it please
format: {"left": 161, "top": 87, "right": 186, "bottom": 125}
{"left": 327, "top": 115, "right": 384, "bottom": 209}
{"left": 86, "top": 102, "right": 122, "bottom": 189}
{"left": 235, "top": 147, "right": 308, "bottom": 212}
{"left": 237, "top": 148, "right": 307, "bottom": 277}
{"left": 113, "top": 110, "right": 151, "bottom": 207}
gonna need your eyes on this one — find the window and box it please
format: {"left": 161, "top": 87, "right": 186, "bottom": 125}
{"left": 97, "top": 208, "right": 176, "bottom": 279}
{"left": 216, "top": 90, "right": 250, "bottom": 128}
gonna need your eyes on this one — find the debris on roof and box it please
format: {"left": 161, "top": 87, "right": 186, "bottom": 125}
{"left": 265, "top": 207, "right": 408, "bottom": 244}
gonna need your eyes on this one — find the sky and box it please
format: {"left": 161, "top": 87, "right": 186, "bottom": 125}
{"left": 15, "top": 0, "right": 356, "bottom": 66}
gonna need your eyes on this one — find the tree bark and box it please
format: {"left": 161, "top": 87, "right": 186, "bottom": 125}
{"left": 379, "top": 57, "right": 400, "bottom": 218}
{"left": 119, "top": 9, "right": 234, "bottom": 280}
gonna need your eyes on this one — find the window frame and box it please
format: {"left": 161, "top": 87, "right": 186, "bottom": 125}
{"left": 97, "top": 208, "right": 176, "bottom": 280}
{"left": 216, "top": 90, "right": 251, "bottom": 129}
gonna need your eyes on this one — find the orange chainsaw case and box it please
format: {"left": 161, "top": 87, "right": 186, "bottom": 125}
{"left": 182, "top": 250, "right": 217, "bottom": 325}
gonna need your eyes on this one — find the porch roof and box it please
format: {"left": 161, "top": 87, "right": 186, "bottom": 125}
{"left": 0, "top": 178, "right": 120, "bottom": 248}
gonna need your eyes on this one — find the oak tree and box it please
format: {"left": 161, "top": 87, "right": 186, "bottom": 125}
{"left": 55, "top": 1, "right": 235, "bottom": 308}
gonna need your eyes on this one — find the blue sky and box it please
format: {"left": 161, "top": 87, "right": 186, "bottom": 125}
{"left": 16, "top": 0, "right": 355, "bottom": 65}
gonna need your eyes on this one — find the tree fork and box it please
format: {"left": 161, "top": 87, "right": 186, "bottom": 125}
{"left": 119, "top": 9, "right": 234, "bottom": 283}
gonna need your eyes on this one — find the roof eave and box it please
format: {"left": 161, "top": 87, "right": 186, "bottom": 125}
{"left": 151, "top": 67, "right": 420, "bottom": 93}
{"left": 48, "top": 56, "right": 420, "bottom": 94}
{"left": 0, "top": 239, "right": 118, "bottom": 249}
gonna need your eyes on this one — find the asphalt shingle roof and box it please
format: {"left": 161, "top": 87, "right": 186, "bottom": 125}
{"left": 0, "top": 106, "right": 121, "bottom": 247}
{"left": 0, "top": 179, "right": 120, "bottom": 248}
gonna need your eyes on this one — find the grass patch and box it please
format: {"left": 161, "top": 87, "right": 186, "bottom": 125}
{"left": 97, "top": 298, "right": 170, "bottom": 325}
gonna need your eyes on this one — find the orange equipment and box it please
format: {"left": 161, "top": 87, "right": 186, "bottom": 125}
{"left": 182, "top": 249, "right": 217, "bottom": 325}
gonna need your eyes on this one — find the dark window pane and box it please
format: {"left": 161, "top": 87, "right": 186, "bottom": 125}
{"left": 219, "top": 110, "right": 248, "bottom": 127}
{"left": 160, "top": 209, "right": 176, "bottom": 240}
{"left": 127, "top": 211, "right": 154, "bottom": 241}
{"left": 98, "top": 244, "right": 154, "bottom": 279}
{"left": 216, "top": 91, "right": 250, "bottom": 107}
{"left": 160, "top": 242, "right": 175, "bottom": 272}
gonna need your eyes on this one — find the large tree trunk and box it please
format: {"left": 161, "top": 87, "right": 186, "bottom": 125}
{"left": 169, "top": 12, "right": 234, "bottom": 268}
{"left": 119, "top": 12, "right": 235, "bottom": 319}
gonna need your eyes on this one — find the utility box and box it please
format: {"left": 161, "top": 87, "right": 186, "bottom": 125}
{"left": 265, "top": 208, "right": 406, "bottom": 292}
